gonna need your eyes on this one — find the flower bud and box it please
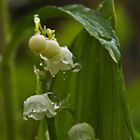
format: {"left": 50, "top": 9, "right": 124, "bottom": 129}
{"left": 29, "top": 34, "right": 47, "bottom": 54}
{"left": 41, "top": 40, "right": 61, "bottom": 58}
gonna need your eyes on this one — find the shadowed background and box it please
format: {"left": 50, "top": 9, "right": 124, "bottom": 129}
{"left": 0, "top": 0, "right": 140, "bottom": 139}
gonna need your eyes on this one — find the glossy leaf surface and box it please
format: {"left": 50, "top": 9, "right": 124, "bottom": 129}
{"left": 52, "top": 31, "right": 133, "bottom": 140}
{"left": 12, "top": 4, "right": 120, "bottom": 63}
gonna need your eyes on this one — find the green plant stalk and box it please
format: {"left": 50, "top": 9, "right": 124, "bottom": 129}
{"left": 0, "top": 0, "right": 18, "bottom": 140}
{"left": 1, "top": 59, "right": 18, "bottom": 140}
{"left": 0, "top": 0, "right": 8, "bottom": 54}
{"left": 37, "top": 119, "right": 47, "bottom": 140}
{"left": 35, "top": 69, "right": 41, "bottom": 95}
{"left": 38, "top": 76, "right": 57, "bottom": 140}
{"left": 46, "top": 117, "right": 57, "bottom": 140}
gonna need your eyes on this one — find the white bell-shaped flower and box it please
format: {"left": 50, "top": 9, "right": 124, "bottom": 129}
{"left": 41, "top": 46, "right": 74, "bottom": 76}
{"left": 23, "top": 92, "right": 56, "bottom": 121}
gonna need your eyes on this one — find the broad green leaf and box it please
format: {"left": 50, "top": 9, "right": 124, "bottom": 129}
{"left": 98, "top": 0, "right": 136, "bottom": 140}
{"left": 68, "top": 122, "right": 97, "bottom": 140}
{"left": 52, "top": 30, "right": 133, "bottom": 140}
{"left": 62, "top": 5, "right": 120, "bottom": 63}
{"left": 11, "top": 4, "right": 120, "bottom": 63}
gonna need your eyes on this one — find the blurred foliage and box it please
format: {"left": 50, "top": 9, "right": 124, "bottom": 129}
{"left": 127, "top": 76, "right": 140, "bottom": 132}
{"left": 116, "top": 5, "right": 134, "bottom": 48}
{"left": 0, "top": 0, "right": 140, "bottom": 140}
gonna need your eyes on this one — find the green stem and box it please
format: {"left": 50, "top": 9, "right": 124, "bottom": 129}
{"left": 34, "top": 66, "right": 41, "bottom": 95}
{"left": 1, "top": 59, "right": 18, "bottom": 140}
{"left": 40, "top": 76, "right": 57, "bottom": 140}
{"left": 0, "top": 0, "right": 8, "bottom": 54}
{"left": 36, "top": 74, "right": 41, "bottom": 94}
{"left": 37, "top": 119, "right": 47, "bottom": 140}
{"left": 47, "top": 117, "right": 57, "bottom": 140}
{"left": 0, "top": 0, "right": 18, "bottom": 140}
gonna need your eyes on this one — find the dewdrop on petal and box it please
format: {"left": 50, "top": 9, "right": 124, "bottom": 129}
{"left": 41, "top": 46, "right": 75, "bottom": 75}
{"left": 60, "top": 47, "right": 73, "bottom": 64}
{"left": 28, "top": 14, "right": 81, "bottom": 75}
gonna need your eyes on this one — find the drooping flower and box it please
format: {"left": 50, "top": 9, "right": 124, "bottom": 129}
{"left": 28, "top": 15, "right": 80, "bottom": 76}
{"left": 41, "top": 46, "right": 75, "bottom": 75}
{"left": 23, "top": 92, "right": 57, "bottom": 120}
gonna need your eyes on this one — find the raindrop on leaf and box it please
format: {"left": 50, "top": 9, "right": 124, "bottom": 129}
{"left": 72, "top": 63, "right": 81, "bottom": 72}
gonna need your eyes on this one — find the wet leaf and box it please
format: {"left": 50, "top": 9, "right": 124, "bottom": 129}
{"left": 12, "top": 4, "right": 120, "bottom": 63}
{"left": 52, "top": 30, "right": 133, "bottom": 140}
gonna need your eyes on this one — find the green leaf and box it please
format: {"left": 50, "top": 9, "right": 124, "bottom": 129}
{"left": 11, "top": 4, "right": 120, "bottom": 63}
{"left": 62, "top": 4, "right": 120, "bottom": 63}
{"left": 98, "top": 1, "right": 136, "bottom": 140}
{"left": 98, "top": 0, "right": 116, "bottom": 29}
{"left": 52, "top": 30, "right": 134, "bottom": 140}
{"left": 68, "top": 122, "right": 98, "bottom": 140}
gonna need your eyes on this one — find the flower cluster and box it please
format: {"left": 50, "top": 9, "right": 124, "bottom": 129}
{"left": 23, "top": 15, "right": 80, "bottom": 121}
{"left": 29, "top": 15, "right": 78, "bottom": 76}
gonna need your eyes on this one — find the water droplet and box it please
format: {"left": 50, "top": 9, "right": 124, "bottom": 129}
{"left": 40, "top": 63, "right": 43, "bottom": 66}
{"left": 53, "top": 102, "right": 61, "bottom": 110}
{"left": 99, "top": 3, "right": 103, "bottom": 8}
{"left": 23, "top": 115, "right": 28, "bottom": 121}
{"left": 72, "top": 63, "right": 81, "bottom": 72}
{"left": 40, "top": 54, "right": 48, "bottom": 61}
{"left": 32, "top": 109, "right": 37, "bottom": 113}
{"left": 61, "top": 47, "right": 73, "bottom": 64}
{"left": 48, "top": 93, "right": 61, "bottom": 110}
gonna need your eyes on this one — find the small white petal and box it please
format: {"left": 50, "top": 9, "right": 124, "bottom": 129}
{"left": 60, "top": 47, "right": 73, "bottom": 64}
{"left": 40, "top": 46, "right": 79, "bottom": 75}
